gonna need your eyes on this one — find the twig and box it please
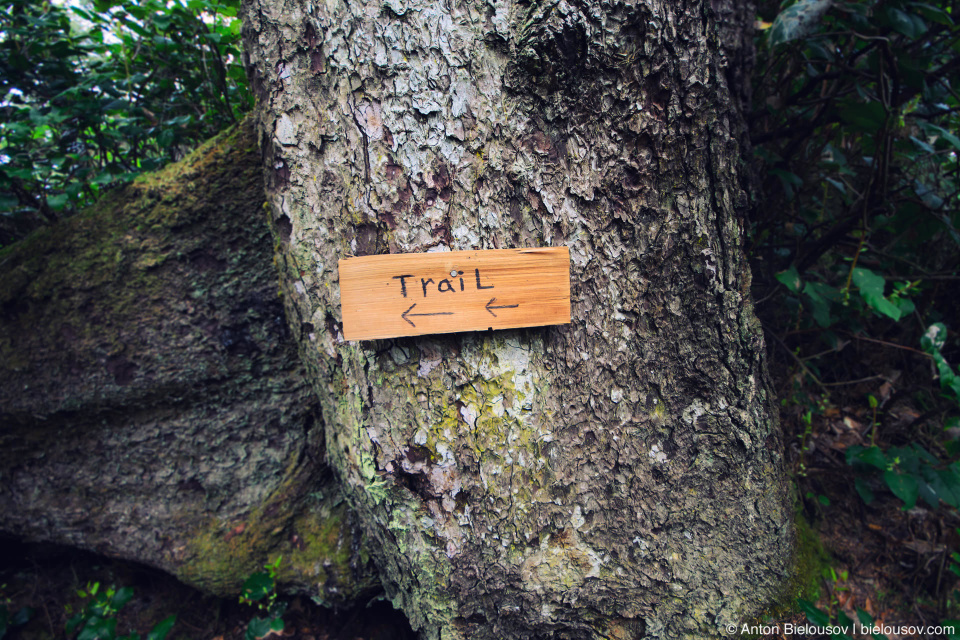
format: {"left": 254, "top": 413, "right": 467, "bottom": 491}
{"left": 764, "top": 324, "right": 828, "bottom": 391}
{"left": 890, "top": 275, "right": 960, "bottom": 282}
{"left": 800, "top": 344, "right": 847, "bottom": 362}
{"left": 840, "top": 331, "right": 932, "bottom": 357}
{"left": 819, "top": 374, "right": 886, "bottom": 387}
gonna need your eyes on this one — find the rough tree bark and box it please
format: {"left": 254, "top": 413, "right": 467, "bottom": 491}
{"left": 0, "top": 121, "right": 377, "bottom": 603}
{"left": 242, "top": 0, "right": 793, "bottom": 638}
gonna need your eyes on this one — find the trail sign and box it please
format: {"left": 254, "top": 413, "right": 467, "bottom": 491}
{"left": 338, "top": 247, "right": 570, "bottom": 340}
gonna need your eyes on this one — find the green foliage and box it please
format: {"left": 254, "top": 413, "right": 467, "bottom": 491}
{"left": 245, "top": 616, "right": 284, "bottom": 640}
{"left": 756, "top": 0, "right": 960, "bottom": 497}
{"left": 837, "top": 325, "right": 960, "bottom": 511}
{"left": 239, "top": 557, "right": 285, "bottom": 640}
{"left": 0, "top": 583, "right": 34, "bottom": 640}
{"left": 798, "top": 599, "right": 896, "bottom": 640}
{"left": 65, "top": 582, "right": 175, "bottom": 640}
{"left": 756, "top": 0, "right": 960, "bottom": 621}
{"left": 767, "top": 0, "right": 833, "bottom": 46}
{"left": 755, "top": 0, "right": 960, "bottom": 329}
{"left": 0, "top": 0, "right": 251, "bottom": 245}
{"left": 924, "top": 322, "right": 960, "bottom": 405}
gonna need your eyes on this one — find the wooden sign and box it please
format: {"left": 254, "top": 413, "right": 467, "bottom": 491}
{"left": 338, "top": 247, "right": 570, "bottom": 340}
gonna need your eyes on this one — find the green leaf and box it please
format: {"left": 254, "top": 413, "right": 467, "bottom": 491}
{"left": 92, "top": 0, "right": 126, "bottom": 11}
{"left": 806, "top": 38, "right": 835, "bottom": 62}
{"left": 266, "top": 555, "right": 283, "bottom": 573}
{"left": 5, "top": 167, "right": 35, "bottom": 181}
{"left": 110, "top": 586, "right": 134, "bottom": 611}
{"left": 92, "top": 173, "right": 117, "bottom": 186}
{"left": 918, "top": 476, "right": 939, "bottom": 509}
{"left": 909, "top": 135, "right": 935, "bottom": 154}
{"left": 847, "top": 445, "right": 887, "bottom": 469}
{"left": 921, "top": 323, "right": 947, "bottom": 352}
{"left": 164, "top": 115, "right": 192, "bottom": 127}
{"left": 884, "top": 7, "right": 928, "bottom": 38}
{"left": 103, "top": 99, "right": 128, "bottom": 112}
{"left": 70, "top": 6, "right": 99, "bottom": 21}
{"left": 798, "top": 598, "right": 832, "bottom": 627}
{"left": 855, "top": 477, "right": 875, "bottom": 504}
{"left": 913, "top": 443, "right": 937, "bottom": 465}
{"left": 911, "top": 3, "right": 953, "bottom": 25}
{"left": 776, "top": 265, "right": 803, "bottom": 293}
{"left": 46, "top": 194, "right": 70, "bottom": 211}
{"left": 839, "top": 101, "right": 888, "bottom": 133}
{"left": 0, "top": 195, "right": 22, "bottom": 214}
{"left": 852, "top": 268, "right": 901, "bottom": 320}
{"left": 241, "top": 573, "right": 274, "bottom": 602}
{"left": 922, "top": 123, "right": 960, "bottom": 152}
{"left": 768, "top": 0, "right": 833, "bottom": 47}
{"left": 802, "top": 281, "right": 837, "bottom": 327}
{"left": 769, "top": 168, "right": 803, "bottom": 200}
{"left": 245, "top": 617, "right": 273, "bottom": 640}
{"left": 914, "top": 180, "right": 944, "bottom": 210}
{"left": 146, "top": 615, "right": 176, "bottom": 640}
{"left": 66, "top": 613, "right": 83, "bottom": 635}
{"left": 935, "top": 467, "right": 960, "bottom": 508}
{"left": 77, "top": 615, "right": 117, "bottom": 640}
{"left": 884, "top": 470, "right": 919, "bottom": 509}
{"left": 890, "top": 445, "right": 921, "bottom": 475}
{"left": 894, "top": 297, "right": 915, "bottom": 316}
{"left": 943, "top": 619, "right": 960, "bottom": 640}
{"left": 824, "top": 177, "right": 846, "bottom": 194}
{"left": 10, "top": 607, "right": 34, "bottom": 627}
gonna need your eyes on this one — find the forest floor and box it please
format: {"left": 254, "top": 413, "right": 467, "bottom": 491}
{"left": 0, "top": 537, "right": 416, "bottom": 640}
{"left": 755, "top": 315, "right": 960, "bottom": 639}
{"left": 2, "top": 341, "right": 958, "bottom": 640}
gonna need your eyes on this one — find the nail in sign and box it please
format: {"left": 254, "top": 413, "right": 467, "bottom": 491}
{"left": 338, "top": 247, "right": 570, "bottom": 340}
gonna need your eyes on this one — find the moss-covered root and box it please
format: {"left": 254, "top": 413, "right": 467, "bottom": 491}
{"left": 0, "top": 118, "right": 377, "bottom": 604}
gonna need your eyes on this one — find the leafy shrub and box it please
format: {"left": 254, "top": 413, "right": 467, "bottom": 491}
{"left": 0, "top": 583, "right": 33, "bottom": 640}
{"left": 754, "top": 0, "right": 960, "bottom": 499}
{"left": 753, "top": 0, "right": 959, "bottom": 334}
{"left": 66, "top": 582, "right": 174, "bottom": 640}
{"left": 239, "top": 557, "right": 285, "bottom": 640}
{"left": 753, "top": 0, "right": 960, "bottom": 624}
{"left": 0, "top": 0, "right": 251, "bottom": 245}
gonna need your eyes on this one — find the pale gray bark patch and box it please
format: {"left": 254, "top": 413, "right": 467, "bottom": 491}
{"left": 242, "top": 0, "right": 792, "bottom": 637}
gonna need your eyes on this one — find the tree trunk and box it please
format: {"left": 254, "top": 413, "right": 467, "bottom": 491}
{"left": 241, "top": 0, "right": 793, "bottom": 638}
{"left": 0, "top": 119, "right": 377, "bottom": 603}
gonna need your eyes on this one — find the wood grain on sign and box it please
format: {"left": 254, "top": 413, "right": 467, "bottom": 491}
{"left": 338, "top": 247, "right": 570, "bottom": 340}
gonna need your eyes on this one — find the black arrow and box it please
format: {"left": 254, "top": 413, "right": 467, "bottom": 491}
{"left": 401, "top": 303, "right": 454, "bottom": 327}
{"left": 485, "top": 298, "right": 519, "bottom": 317}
